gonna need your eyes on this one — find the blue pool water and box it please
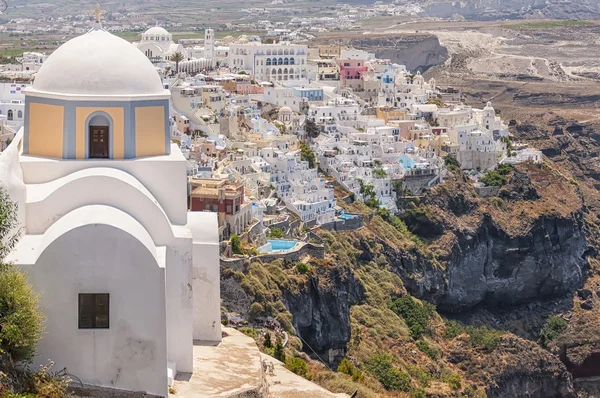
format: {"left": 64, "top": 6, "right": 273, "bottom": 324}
{"left": 339, "top": 214, "right": 355, "bottom": 220}
{"left": 259, "top": 240, "right": 299, "bottom": 253}
{"left": 269, "top": 240, "right": 298, "bottom": 251}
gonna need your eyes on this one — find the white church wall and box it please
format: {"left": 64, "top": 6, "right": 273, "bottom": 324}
{"left": 24, "top": 168, "right": 175, "bottom": 239}
{"left": 14, "top": 207, "right": 169, "bottom": 397}
{"left": 187, "top": 212, "right": 222, "bottom": 342}
{"left": 19, "top": 143, "right": 189, "bottom": 226}
{"left": 165, "top": 233, "right": 194, "bottom": 374}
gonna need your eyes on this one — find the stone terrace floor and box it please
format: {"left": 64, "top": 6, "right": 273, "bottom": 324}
{"left": 170, "top": 327, "right": 349, "bottom": 398}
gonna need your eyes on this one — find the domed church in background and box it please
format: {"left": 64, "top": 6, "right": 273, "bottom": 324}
{"left": 0, "top": 8, "right": 220, "bottom": 397}
{"left": 135, "top": 25, "right": 185, "bottom": 63}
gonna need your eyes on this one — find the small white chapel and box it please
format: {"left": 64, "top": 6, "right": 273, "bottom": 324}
{"left": 0, "top": 7, "right": 221, "bottom": 397}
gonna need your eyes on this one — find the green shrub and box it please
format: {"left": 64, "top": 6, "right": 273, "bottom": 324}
{"left": 366, "top": 353, "right": 411, "bottom": 392}
{"left": 415, "top": 339, "right": 441, "bottom": 360}
{"left": 496, "top": 164, "right": 514, "bottom": 176}
{"left": 299, "top": 141, "right": 317, "bottom": 167}
{"left": 372, "top": 169, "right": 387, "bottom": 178}
{"left": 444, "top": 320, "right": 464, "bottom": 339}
{"left": 480, "top": 170, "right": 507, "bottom": 187}
{"left": 389, "top": 297, "right": 436, "bottom": 340}
{"left": 411, "top": 390, "right": 426, "bottom": 398}
{"left": 444, "top": 320, "right": 503, "bottom": 351}
{"left": 467, "top": 325, "right": 503, "bottom": 351}
{"left": 238, "top": 327, "right": 259, "bottom": 339}
{"left": 0, "top": 263, "right": 44, "bottom": 363}
{"left": 539, "top": 316, "right": 568, "bottom": 348}
{"left": 275, "top": 311, "right": 294, "bottom": 334}
{"left": 231, "top": 234, "right": 242, "bottom": 254}
{"left": 295, "top": 262, "right": 310, "bottom": 274}
{"left": 264, "top": 332, "right": 272, "bottom": 348}
{"left": 285, "top": 357, "right": 308, "bottom": 377}
{"left": 444, "top": 156, "right": 461, "bottom": 172}
{"left": 268, "top": 228, "right": 285, "bottom": 239}
{"left": 338, "top": 358, "right": 354, "bottom": 375}
{"left": 445, "top": 373, "right": 462, "bottom": 390}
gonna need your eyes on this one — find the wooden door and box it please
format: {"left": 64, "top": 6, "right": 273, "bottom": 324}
{"left": 89, "top": 126, "right": 109, "bottom": 159}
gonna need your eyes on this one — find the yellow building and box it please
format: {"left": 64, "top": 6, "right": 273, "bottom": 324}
{"left": 319, "top": 45, "right": 342, "bottom": 58}
{"left": 376, "top": 107, "right": 407, "bottom": 124}
{"left": 24, "top": 28, "right": 170, "bottom": 160}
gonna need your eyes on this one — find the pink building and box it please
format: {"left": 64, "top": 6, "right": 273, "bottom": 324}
{"left": 337, "top": 59, "right": 369, "bottom": 81}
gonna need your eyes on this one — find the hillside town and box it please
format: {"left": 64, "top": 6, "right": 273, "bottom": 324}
{"left": 2, "top": 0, "right": 599, "bottom": 396}
{"left": 0, "top": 24, "right": 543, "bottom": 248}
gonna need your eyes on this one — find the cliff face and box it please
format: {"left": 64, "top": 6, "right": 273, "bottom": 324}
{"left": 448, "top": 334, "right": 575, "bottom": 398}
{"left": 220, "top": 162, "right": 589, "bottom": 397}
{"left": 393, "top": 212, "right": 588, "bottom": 311}
{"left": 220, "top": 259, "right": 364, "bottom": 365}
{"left": 343, "top": 34, "right": 449, "bottom": 72}
{"left": 282, "top": 265, "right": 364, "bottom": 363}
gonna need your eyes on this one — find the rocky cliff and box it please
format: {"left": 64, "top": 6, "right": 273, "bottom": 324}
{"left": 394, "top": 211, "right": 588, "bottom": 312}
{"left": 386, "top": 164, "right": 588, "bottom": 312}
{"left": 282, "top": 265, "right": 364, "bottom": 363}
{"left": 220, "top": 162, "right": 589, "bottom": 396}
{"left": 336, "top": 34, "right": 449, "bottom": 73}
{"left": 220, "top": 258, "right": 364, "bottom": 364}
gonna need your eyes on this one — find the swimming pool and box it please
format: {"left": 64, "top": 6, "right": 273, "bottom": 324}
{"left": 339, "top": 214, "right": 355, "bottom": 220}
{"left": 258, "top": 240, "right": 299, "bottom": 253}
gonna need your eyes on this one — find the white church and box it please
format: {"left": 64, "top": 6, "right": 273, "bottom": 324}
{"left": 0, "top": 12, "right": 221, "bottom": 398}
{"left": 135, "top": 26, "right": 185, "bottom": 63}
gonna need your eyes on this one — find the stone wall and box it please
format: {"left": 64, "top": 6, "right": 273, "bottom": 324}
{"left": 288, "top": 218, "right": 301, "bottom": 234}
{"left": 319, "top": 214, "right": 364, "bottom": 232}
{"left": 402, "top": 174, "right": 437, "bottom": 195}
{"left": 220, "top": 242, "right": 325, "bottom": 269}
{"left": 270, "top": 219, "right": 289, "bottom": 233}
{"left": 474, "top": 185, "right": 500, "bottom": 198}
{"left": 247, "top": 220, "right": 266, "bottom": 247}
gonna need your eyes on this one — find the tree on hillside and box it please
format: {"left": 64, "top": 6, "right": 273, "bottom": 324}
{"left": 304, "top": 119, "right": 320, "bottom": 140}
{"left": 299, "top": 141, "right": 316, "bottom": 169}
{"left": 169, "top": 52, "right": 185, "bottom": 74}
{"left": 0, "top": 188, "right": 44, "bottom": 363}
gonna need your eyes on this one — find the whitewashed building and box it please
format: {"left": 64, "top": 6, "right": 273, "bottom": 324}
{"left": 228, "top": 41, "right": 308, "bottom": 82}
{"left": 0, "top": 23, "right": 221, "bottom": 397}
{"left": 135, "top": 26, "right": 185, "bottom": 62}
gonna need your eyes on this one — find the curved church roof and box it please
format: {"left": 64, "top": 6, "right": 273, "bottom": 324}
{"left": 32, "top": 28, "right": 166, "bottom": 97}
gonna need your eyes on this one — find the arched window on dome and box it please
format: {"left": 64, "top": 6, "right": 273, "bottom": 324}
{"left": 17, "top": 110, "right": 22, "bottom": 119}
{"left": 7, "top": 109, "right": 13, "bottom": 121}
{"left": 87, "top": 113, "right": 113, "bottom": 159}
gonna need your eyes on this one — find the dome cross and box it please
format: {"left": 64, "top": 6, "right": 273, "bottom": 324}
{"left": 89, "top": 3, "right": 107, "bottom": 24}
